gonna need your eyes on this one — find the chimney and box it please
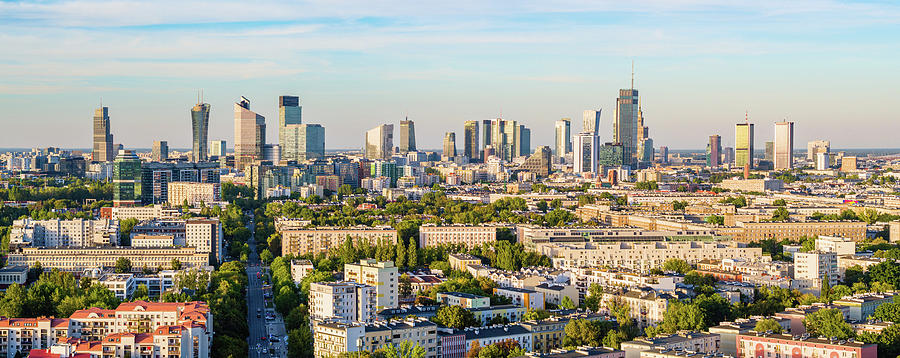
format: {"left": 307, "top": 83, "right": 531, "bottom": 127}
{"left": 743, "top": 164, "right": 750, "bottom": 179}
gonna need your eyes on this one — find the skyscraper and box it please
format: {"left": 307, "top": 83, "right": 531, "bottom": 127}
{"left": 807, "top": 140, "right": 830, "bottom": 161}
{"left": 573, "top": 132, "right": 598, "bottom": 174}
{"left": 707, "top": 135, "right": 721, "bottom": 167}
{"left": 152, "top": 141, "right": 168, "bottom": 162}
{"left": 365, "top": 124, "right": 394, "bottom": 160}
{"left": 555, "top": 118, "right": 572, "bottom": 160}
{"left": 735, "top": 119, "right": 755, "bottom": 169}
{"left": 481, "top": 119, "right": 492, "bottom": 160}
{"left": 113, "top": 149, "right": 142, "bottom": 207}
{"left": 398, "top": 119, "right": 417, "bottom": 153}
{"left": 582, "top": 110, "right": 601, "bottom": 134}
{"left": 209, "top": 140, "right": 226, "bottom": 158}
{"left": 491, "top": 119, "right": 516, "bottom": 161}
{"left": 296, "top": 124, "right": 325, "bottom": 161}
{"left": 519, "top": 125, "right": 531, "bottom": 156}
{"left": 443, "top": 132, "right": 457, "bottom": 158}
{"left": 636, "top": 106, "right": 653, "bottom": 165}
{"left": 614, "top": 88, "right": 639, "bottom": 167}
{"left": 463, "top": 120, "right": 479, "bottom": 161}
{"left": 234, "top": 96, "right": 266, "bottom": 170}
{"left": 92, "top": 106, "right": 114, "bottom": 162}
{"left": 764, "top": 141, "right": 775, "bottom": 162}
{"left": 191, "top": 102, "right": 210, "bottom": 162}
{"left": 518, "top": 146, "right": 552, "bottom": 178}
{"left": 774, "top": 121, "right": 794, "bottom": 170}
{"left": 278, "top": 95, "right": 302, "bottom": 161}
{"left": 658, "top": 146, "right": 669, "bottom": 164}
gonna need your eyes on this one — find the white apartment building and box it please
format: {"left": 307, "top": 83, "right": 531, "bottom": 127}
{"left": 493, "top": 286, "right": 545, "bottom": 310}
{"left": 793, "top": 251, "right": 839, "bottom": 292}
{"left": 107, "top": 205, "right": 179, "bottom": 221}
{"left": 815, "top": 236, "right": 856, "bottom": 255}
{"left": 278, "top": 225, "right": 397, "bottom": 257}
{"left": 130, "top": 218, "right": 224, "bottom": 264}
{"left": 167, "top": 181, "right": 221, "bottom": 206}
{"left": 344, "top": 260, "right": 399, "bottom": 310}
{"left": 291, "top": 259, "right": 315, "bottom": 283}
{"left": 540, "top": 241, "right": 763, "bottom": 273}
{"left": 418, "top": 225, "right": 498, "bottom": 249}
{"left": 314, "top": 318, "right": 439, "bottom": 358}
{"left": 7, "top": 247, "right": 211, "bottom": 273}
{"left": 601, "top": 290, "right": 673, "bottom": 329}
{"left": 622, "top": 332, "right": 721, "bottom": 358}
{"left": 10, "top": 218, "right": 119, "bottom": 247}
{"left": 310, "top": 281, "right": 376, "bottom": 323}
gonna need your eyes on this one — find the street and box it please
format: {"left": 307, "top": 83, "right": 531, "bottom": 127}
{"left": 245, "top": 212, "right": 288, "bottom": 358}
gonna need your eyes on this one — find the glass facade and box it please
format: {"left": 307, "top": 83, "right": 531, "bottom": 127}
{"left": 191, "top": 103, "right": 210, "bottom": 162}
{"left": 113, "top": 150, "right": 142, "bottom": 207}
{"left": 735, "top": 123, "right": 754, "bottom": 168}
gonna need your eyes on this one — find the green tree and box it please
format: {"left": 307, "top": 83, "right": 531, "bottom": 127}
{"left": 803, "top": 308, "right": 854, "bottom": 340}
{"left": 114, "top": 257, "right": 132, "bottom": 273}
{"left": 584, "top": 284, "right": 603, "bottom": 311}
{"left": 704, "top": 215, "right": 725, "bottom": 226}
{"left": 560, "top": 296, "right": 576, "bottom": 310}
{"left": 119, "top": 218, "right": 139, "bottom": 245}
{"left": 771, "top": 207, "right": 790, "bottom": 222}
{"left": 773, "top": 199, "right": 786, "bottom": 206}
{"left": 536, "top": 200, "right": 549, "bottom": 213}
{"left": 432, "top": 305, "right": 478, "bottom": 329}
{"left": 646, "top": 300, "right": 706, "bottom": 337}
{"left": 662, "top": 258, "right": 692, "bottom": 274}
{"left": 522, "top": 309, "right": 551, "bottom": 321}
{"left": 408, "top": 238, "right": 419, "bottom": 269}
{"left": 260, "top": 249, "right": 274, "bottom": 265}
{"left": 133, "top": 284, "right": 150, "bottom": 300}
{"left": 871, "top": 300, "right": 900, "bottom": 322}
{"left": 170, "top": 258, "right": 182, "bottom": 270}
{"left": 754, "top": 318, "right": 783, "bottom": 333}
{"left": 399, "top": 274, "right": 413, "bottom": 296}
{"left": 381, "top": 341, "right": 426, "bottom": 358}
{"left": 395, "top": 239, "right": 407, "bottom": 268}
{"left": 868, "top": 261, "right": 900, "bottom": 288}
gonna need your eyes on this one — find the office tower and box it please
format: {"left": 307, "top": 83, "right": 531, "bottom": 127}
{"left": 278, "top": 95, "right": 303, "bottom": 161}
{"left": 636, "top": 107, "right": 653, "bottom": 164}
{"left": 735, "top": 119, "right": 755, "bottom": 169}
{"left": 841, "top": 156, "right": 857, "bottom": 172}
{"left": 518, "top": 146, "right": 552, "bottom": 177}
{"left": 463, "top": 120, "right": 479, "bottom": 161}
{"left": 481, "top": 119, "right": 492, "bottom": 159}
{"left": 555, "top": 118, "right": 572, "bottom": 160}
{"left": 615, "top": 88, "right": 639, "bottom": 167}
{"left": 364, "top": 124, "right": 394, "bottom": 160}
{"left": 774, "top": 121, "right": 794, "bottom": 170}
{"left": 294, "top": 124, "right": 325, "bottom": 161}
{"left": 209, "top": 140, "right": 226, "bottom": 158}
{"left": 583, "top": 110, "right": 601, "bottom": 134}
{"left": 707, "top": 135, "right": 721, "bottom": 167}
{"left": 598, "top": 143, "right": 625, "bottom": 167}
{"left": 92, "top": 106, "right": 115, "bottom": 162}
{"left": 573, "top": 132, "right": 598, "bottom": 174}
{"left": 152, "top": 141, "right": 168, "bottom": 162}
{"left": 490, "top": 119, "right": 520, "bottom": 161}
{"left": 113, "top": 150, "right": 142, "bottom": 207}
{"left": 764, "top": 141, "right": 775, "bottom": 161}
{"left": 442, "top": 132, "right": 457, "bottom": 158}
{"left": 723, "top": 147, "right": 734, "bottom": 165}
{"left": 520, "top": 125, "right": 531, "bottom": 156}
{"left": 263, "top": 144, "right": 280, "bottom": 163}
{"left": 398, "top": 119, "right": 417, "bottom": 153}
{"left": 808, "top": 140, "right": 830, "bottom": 161}
{"left": 640, "top": 138, "right": 654, "bottom": 165}
{"left": 234, "top": 96, "right": 266, "bottom": 170}
{"left": 658, "top": 146, "right": 669, "bottom": 164}
{"left": 816, "top": 152, "right": 831, "bottom": 170}
{"left": 190, "top": 102, "right": 210, "bottom": 162}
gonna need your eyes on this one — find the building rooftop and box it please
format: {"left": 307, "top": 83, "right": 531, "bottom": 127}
{"left": 462, "top": 324, "right": 530, "bottom": 339}
{"left": 739, "top": 332, "right": 874, "bottom": 348}
{"left": 438, "top": 292, "right": 487, "bottom": 300}
{"left": 624, "top": 332, "right": 719, "bottom": 347}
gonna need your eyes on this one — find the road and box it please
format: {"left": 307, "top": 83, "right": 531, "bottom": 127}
{"left": 245, "top": 212, "right": 288, "bottom": 358}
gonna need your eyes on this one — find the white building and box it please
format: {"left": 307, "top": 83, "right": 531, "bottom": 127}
{"left": 108, "top": 205, "right": 179, "bottom": 221}
{"left": 793, "top": 251, "right": 838, "bottom": 292}
{"left": 309, "top": 281, "right": 376, "bottom": 323}
{"left": 418, "top": 225, "right": 498, "bottom": 249}
{"left": 10, "top": 218, "right": 119, "bottom": 247}
{"left": 291, "top": 259, "right": 315, "bottom": 283}
{"left": 167, "top": 181, "right": 221, "bottom": 206}
{"left": 344, "top": 260, "right": 398, "bottom": 310}
{"left": 573, "top": 132, "right": 599, "bottom": 174}
{"left": 815, "top": 236, "right": 855, "bottom": 256}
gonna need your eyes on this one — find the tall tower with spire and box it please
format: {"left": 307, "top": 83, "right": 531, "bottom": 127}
{"left": 191, "top": 91, "right": 210, "bottom": 162}
{"left": 614, "top": 62, "right": 640, "bottom": 167}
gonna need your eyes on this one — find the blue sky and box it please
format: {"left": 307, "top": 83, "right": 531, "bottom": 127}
{"left": 0, "top": 0, "right": 898, "bottom": 150}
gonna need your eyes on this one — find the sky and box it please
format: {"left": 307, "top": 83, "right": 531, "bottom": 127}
{"left": 0, "top": 0, "right": 898, "bottom": 151}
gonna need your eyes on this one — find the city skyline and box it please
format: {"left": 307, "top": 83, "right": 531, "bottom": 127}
{"left": 1, "top": 1, "right": 899, "bottom": 150}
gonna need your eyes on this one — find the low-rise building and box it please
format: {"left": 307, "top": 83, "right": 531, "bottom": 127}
{"left": 469, "top": 305, "right": 527, "bottom": 325}
{"left": 833, "top": 292, "right": 897, "bottom": 321}
{"left": 0, "top": 266, "right": 28, "bottom": 290}
{"left": 737, "top": 333, "right": 876, "bottom": 358}
{"left": 310, "top": 281, "right": 376, "bottom": 323}
{"left": 494, "top": 287, "right": 545, "bottom": 310}
{"left": 436, "top": 292, "right": 490, "bottom": 309}
{"left": 291, "top": 259, "right": 315, "bottom": 283}
{"left": 621, "top": 332, "right": 720, "bottom": 358}
{"left": 640, "top": 348, "right": 733, "bottom": 358}
{"left": 525, "top": 347, "right": 624, "bottom": 358}
{"left": 462, "top": 324, "right": 533, "bottom": 352}
{"left": 448, "top": 254, "right": 482, "bottom": 272}
{"left": 601, "top": 289, "right": 674, "bottom": 329}
{"left": 313, "top": 318, "right": 439, "bottom": 358}
{"left": 533, "top": 283, "right": 580, "bottom": 308}
{"left": 708, "top": 317, "right": 791, "bottom": 357}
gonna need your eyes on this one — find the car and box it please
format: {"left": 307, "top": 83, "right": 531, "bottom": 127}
{"left": 257, "top": 308, "right": 262, "bottom": 313}
{"left": 261, "top": 336, "right": 267, "bottom": 341}
{"left": 257, "top": 314, "right": 261, "bottom": 318}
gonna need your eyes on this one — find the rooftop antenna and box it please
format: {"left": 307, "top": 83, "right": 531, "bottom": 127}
{"left": 99, "top": 97, "right": 102, "bottom": 108}
{"left": 631, "top": 60, "right": 635, "bottom": 90}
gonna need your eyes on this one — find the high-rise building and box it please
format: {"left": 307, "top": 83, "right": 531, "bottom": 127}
{"left": 707, "top": 135, "right": 721, "bottom": 167}
{"left": 636, "top": 106, "right": 653, "bottom": 164}
{"left": 774, "top": 121, "right": 794, "bottom": 170}
{"left": 481, "top": 119, "right": 492, "bottom": 159}
{"left": 816, "top": 152, "right": 831, "bottom": 170}
{"left": 343, "top": 259, "right": 398, "bottom": 310}
{"left": 554, "top": 118, "right": 572, "bottom": 160}
{"left": 490, "top": 119, "right": 516, "bottom": 161}
{"left": 442, "top": 132, "right": 457, "bottom": 158}
{"left": 152, "top": 141, "right": 168, "bottom": 162}
{"left": 807, "top": 140, "right": 830, "bottom": 161}
{"left": 614, "top": 88, "right": 639, "bottom": 167}
{"left": 278, "top": 95, "right": 303, "bottom": 162}
{"left": 209, "top": 140, "right": 226, "bottom": 158}
{"left": 113, "top": 149, "right": 142, "bottom": 207}
{"left": 520, "top": 125, "right": 531, "bottom": 156}
{"left": 735, "top": 120, "right": 755, "bottom": 169}
{"left": 190, "top": 102, "right": 210, "bottom": 162}
{"left": 764, "top": 141, "right": 775, "bottom": 162}
{"left": 598, "top": 143, "right": 625, "bottom": 167}
{"left": 398, "top": 119, "right": 417, "bottom": 153}
{"left": 295, "top": 124, "right": 325, "bottom": 161}
{"left": 92, "top": 106, "right": 115, "bottom": 162}
{"left": 463, "top": 120, "right": 479, "bottom": 161}
{"left": 658, "top": 146, "right": 669, "bottom": 164}
{"left": 519, "top": 146, "right": 552, "bottom": 177}
{"left": 234, "top": 96, "right": 265, "bottom": 170}
{"left": 582, "top": 110, "right": 601, "bottom": 134}
{"left": 723, "top": 147, "right": 734, "bottom": 165}
{"left": 573, "top": 132, "right": 598, "bottom": 174}
{"left": 364, "top": 124, "right": 394, "bottom": 160}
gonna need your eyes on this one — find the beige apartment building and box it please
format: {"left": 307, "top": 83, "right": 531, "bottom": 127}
{"left": 736, "top": 220, "right": 866, "bottom": 242}
{"left": 418, "top": 225, "right": 498, "bottom": 248}
{"left": 7, "top": 246, "right": 210, "bottom": 273}
{"left": 313, "top": 319, "right": 438, "bottom": 358}
{"left": 538, "top": 241, "right": 763, "bottom": 273}
{"left": 344, "top": 260, "right": 399, "bottom": 310}
{"left": 601, "top": 290, "right": 671, "bottom": 329}
{"left": 167, "top": 181, "right": 221, "bottom": 206}
{"left": 280, "top": 226, "right": 397, "bottom": 256}
{"left": 309, "top": 281, "right": 376, "bottom": 323}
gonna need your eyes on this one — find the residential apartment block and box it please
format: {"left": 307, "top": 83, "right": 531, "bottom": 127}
{"left": 737, "top": 333, "right": 876, "bottom": 358}
{"left": 10, "top": 219, "right": 119, "bottom": 248}
{"left": 310, "top": 281, "right": 376, "bottom": 323}
{"left": 539, "top": 241, "right": 763, "bottom": 273}
{"left": 167, "top": 181, "right": 221, "bottom": 206}
{"left": 419, "top": 225, "right": 498, "bottom": 249}
{"left": 7, "top": 247, "right": 210, "bottom": 273}
{"left": 344, "top": 260, "right": 398, "bottom": 310}
{"left": 279, "top": 225, "right": 397, "bottom": 256}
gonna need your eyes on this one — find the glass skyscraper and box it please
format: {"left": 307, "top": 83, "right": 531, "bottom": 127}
{"left": 234, "top": 96, "right": 266, "bottom": 170}
{"left": 191, "top": 102, "right": 210, "bottom": 162}
{"left": 463, "top": 120, "right": 479, "bottom": 161}
{"left": 735, "top": 122, "right": 755, "bottom": 169}
{"left": 297, "top": 124, "right": 325, "bottom": 161}
{"left": 279, "top": 96, "right": 302, "bottom": 161}
{"left": 555, "top": 118, "right": 571, "bottom": 160}
{"left": 399, "top": 119, "right": 416, "bottom": 153}
{"left": 92, "top": 106, "right": 114, "bottom": 162}
{"left": 113, "top": 149, "right": 142, "bottom": 207}
{"left": 614, "top": 89, "right": 639, "bottom": 167}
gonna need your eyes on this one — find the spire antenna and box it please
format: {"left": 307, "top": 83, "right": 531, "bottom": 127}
{"left": 631, "top": 60, "right": 635, "bottom": 90}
